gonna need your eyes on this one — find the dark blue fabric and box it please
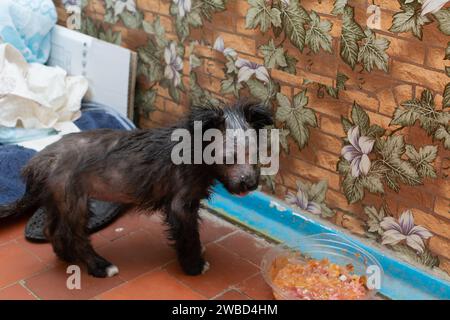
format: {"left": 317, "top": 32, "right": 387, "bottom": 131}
{"left": 0, "top": 145, "right": 36, "bottom": 204}
{"left": 74, "top": 109, "right": 129, "bottom": 131}
{"left": 0, "top": 109, "right": 131, "bottom": 205}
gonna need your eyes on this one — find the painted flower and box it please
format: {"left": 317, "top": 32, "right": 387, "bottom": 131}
{"left": 380, "top": 210, "right": 433, "bottom": 254}
{"left": 213, "top": 36, "right": 237, "bottom": 58}
{"left": 235, "top": 58, "right": 270, "bottom": 83}
{"left": 421, "top": 0, "right": 449, "bottom": 16}
{"left": 286, "top": 188, "right": 321, "bottom": 215}
{"left": 112, "top": 0, "right": 136, "bottom": 17}
{"left": 173, "top": 0, "right": 192, "bottom": 18}
{"left": 164, "top": 42, "right": 183, "bottom": 87}
{"left": 341, "top": 126, "right": 374, "bottom": 178}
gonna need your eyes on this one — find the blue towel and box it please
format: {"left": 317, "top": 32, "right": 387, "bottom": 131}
{"left": 0, "top": 0, "right": 57, "bottom": 63}
{"left": 0, "top": 106, "right": 135, "bottom": 205}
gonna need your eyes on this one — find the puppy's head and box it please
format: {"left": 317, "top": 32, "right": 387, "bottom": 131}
{"left": 188, "top": 100, "right": 273, "bottom": 196}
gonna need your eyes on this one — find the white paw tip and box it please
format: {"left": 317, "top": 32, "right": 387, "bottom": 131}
{"left": 202, "top": 261, "right": 210, "bottom": 274}
{"left": 201, "top": 245, "right": 206, "bottom": 254}
{"left": 106, "top": 265, "right": 119, "bottom": 277}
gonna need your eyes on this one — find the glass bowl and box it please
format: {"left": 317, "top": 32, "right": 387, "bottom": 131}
{"left": 261, "top": 233, "right": 383, "bottom": 300}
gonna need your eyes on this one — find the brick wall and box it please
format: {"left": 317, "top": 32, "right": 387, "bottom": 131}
{"left": 55, "top": 0, "right": 450, "bottom": 276}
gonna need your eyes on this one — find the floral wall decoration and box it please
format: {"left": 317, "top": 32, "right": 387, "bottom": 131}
{"left": 55, "top": 0, "right": 450, "bottom": 277}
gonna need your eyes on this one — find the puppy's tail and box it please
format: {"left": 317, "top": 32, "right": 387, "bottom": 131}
{"left": 0, "top": 191, "right": 40, "bottom": 219}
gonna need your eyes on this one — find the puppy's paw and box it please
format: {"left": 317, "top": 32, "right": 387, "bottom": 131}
{"left": 106, "top": 265, "right": 120, "bottom": 277}
{"left": 180, "top": 258, "right": 209, "bottom": 276}
{"left": 87, "top": 258, "right": 119, "bottom": 278}
{"left": 201, "top": 261, "right": 210, "bottom": 274}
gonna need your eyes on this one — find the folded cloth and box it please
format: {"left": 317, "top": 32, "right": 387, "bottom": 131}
{"left": 0, "top": 43, "right": 88, "bottom": 129}
{"left": 0, "top": 0, "right": 57, "bottom": 64}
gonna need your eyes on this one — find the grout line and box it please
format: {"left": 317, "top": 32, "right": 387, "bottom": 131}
{"left": 211, "top": 230, "right": 239, "bottom": 244}
{"left": 19, "top": 280, "right": 41, "bottom": 300}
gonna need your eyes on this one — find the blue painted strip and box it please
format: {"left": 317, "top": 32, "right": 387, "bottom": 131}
{"left": 206, "top": 184, "right": 450, "bottom": 300}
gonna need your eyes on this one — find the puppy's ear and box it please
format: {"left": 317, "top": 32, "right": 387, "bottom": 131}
{"left": 188, "top": 105, "right": 224, "bottom": 131}
{"left": 242, "top": 100, "right": 274, "bottom": 130}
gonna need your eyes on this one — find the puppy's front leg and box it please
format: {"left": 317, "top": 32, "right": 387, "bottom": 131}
{"left": 165, "top": 198, "right": 208, "bottom": 276}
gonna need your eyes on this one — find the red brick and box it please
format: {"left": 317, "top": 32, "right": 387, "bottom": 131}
{"left": 425, "top": 46, "right": 450, "bottom": 70}
{"left": 429, "top": 236, "right": 450, "bottom": 260}
{"left": 319, "top": 115, "right": 345, "bottom": 137}
{"left": 391, "top": 60, "right": 447, "bottom": 93}
{"left": 385, "top": 36, "right": 425, "bottom": 65}
{"left": 377, "top": 87, "right": 397, "bottom": 116}
{"left": 339, "top": 89, "right": 379, "bottom": 112}
{"left": 281, "top": 156, "right": 341, "bottom": 191}
{"left": 435, "top": 197, "right": 450, "bottom": 220}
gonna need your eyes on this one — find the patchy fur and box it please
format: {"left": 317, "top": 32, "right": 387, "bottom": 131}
{"left": 0, "top": 100, "right": 273, "bottom": 277}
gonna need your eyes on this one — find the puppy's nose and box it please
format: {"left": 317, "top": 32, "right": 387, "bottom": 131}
{"left": 241, "top": 175, "right": 259, "bottom": 191}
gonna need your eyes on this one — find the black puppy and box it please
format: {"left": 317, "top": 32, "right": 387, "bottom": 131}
{"left": 0, "top": 101, "right": 273, "bottom": 277}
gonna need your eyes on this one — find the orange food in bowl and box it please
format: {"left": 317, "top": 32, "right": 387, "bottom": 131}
{"left": 271, "top": 258, "right": 368, "bottom": 300}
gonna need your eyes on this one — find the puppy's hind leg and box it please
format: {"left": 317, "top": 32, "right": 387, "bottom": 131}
{"left": 165, "top": 198, "right": 208, "bottom": 276}
{"left": 46, "top": 182, "right": 119, "bottom": 278}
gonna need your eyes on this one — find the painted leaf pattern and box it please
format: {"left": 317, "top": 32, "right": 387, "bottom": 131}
{"left": 332, "top": 0, "right": 349, "bottom": 15}
{"left": 357, "top": 29, "right": 390, "bottom": 73}
{"left": 259, "top": 39, "right": 287, "bottom": 69}
{"left": 66, "top": 0, "right": 450, "bottom": 271}
{"left": 340, "top": 6, "right": 365, "bottom": 69}
{"left": 305, "top": 11, "right": 333, "bottom": 53}
{"left": 246, "top": 0, "right": 281, "bottom": 32}
{"left": 390, "top": 1, "right": 432, "bottom": 39}
{"left": 391, "top": 90, "right": 450, "bottom": 149}
{"left": 276, "top": 91, "right": 318, "bottom": 149}
{"left": 280, "top": 0, "right": 310, "bottom": 51}
{"left": 433, "top": 7, "right": 450, "bottom": 35}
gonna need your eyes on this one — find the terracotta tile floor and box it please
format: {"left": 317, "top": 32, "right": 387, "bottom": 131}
{"left": 0, "top": 209, "right": 275, "bottom": 300}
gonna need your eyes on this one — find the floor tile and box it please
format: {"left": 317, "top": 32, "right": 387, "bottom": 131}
{"left": 91, "top": 233, "right": 110, "bottom": 249}
{"left": 97, "top": 230, "right": 175, "bottom": 281}
{"left": 0, "top": 216, "right": 28, "bottom": 245}
{"left": 139, "top": 213, "right": 171, "bottom": 243}
{"left": 97, "top": 213, "right": 143, "bottom": 241}
{"left": 24, "top": 263, "right": 124, "bottom": 300}
{"left": 217, "top": 231, "right": 271, "bottom": 266}
{"left": 165, "top": 243, "right": 259, "bottom": 298}
{"left": 199, "top": 213, "right": 237, "bottom": 244}
{"left": 0, "top": 283, "right": 36, "bottom": 300}
{"left": 213, "top": 289, "right": 250, "bottom": 300}
{"left": 236, "top": 273, "right": 274, "bottom": 300}
{"left": 98, "top": 269, "right": 205, "bottom": 300}
{"left": 17, "top": 238, "right": 58, "bottom": 266}
{"left": 0, "top": 242, "right": 46, "bottom": 288}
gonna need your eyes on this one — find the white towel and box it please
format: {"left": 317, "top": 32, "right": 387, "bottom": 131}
{"left": 0, "top": 43, "right": 88, "bottom": 129}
